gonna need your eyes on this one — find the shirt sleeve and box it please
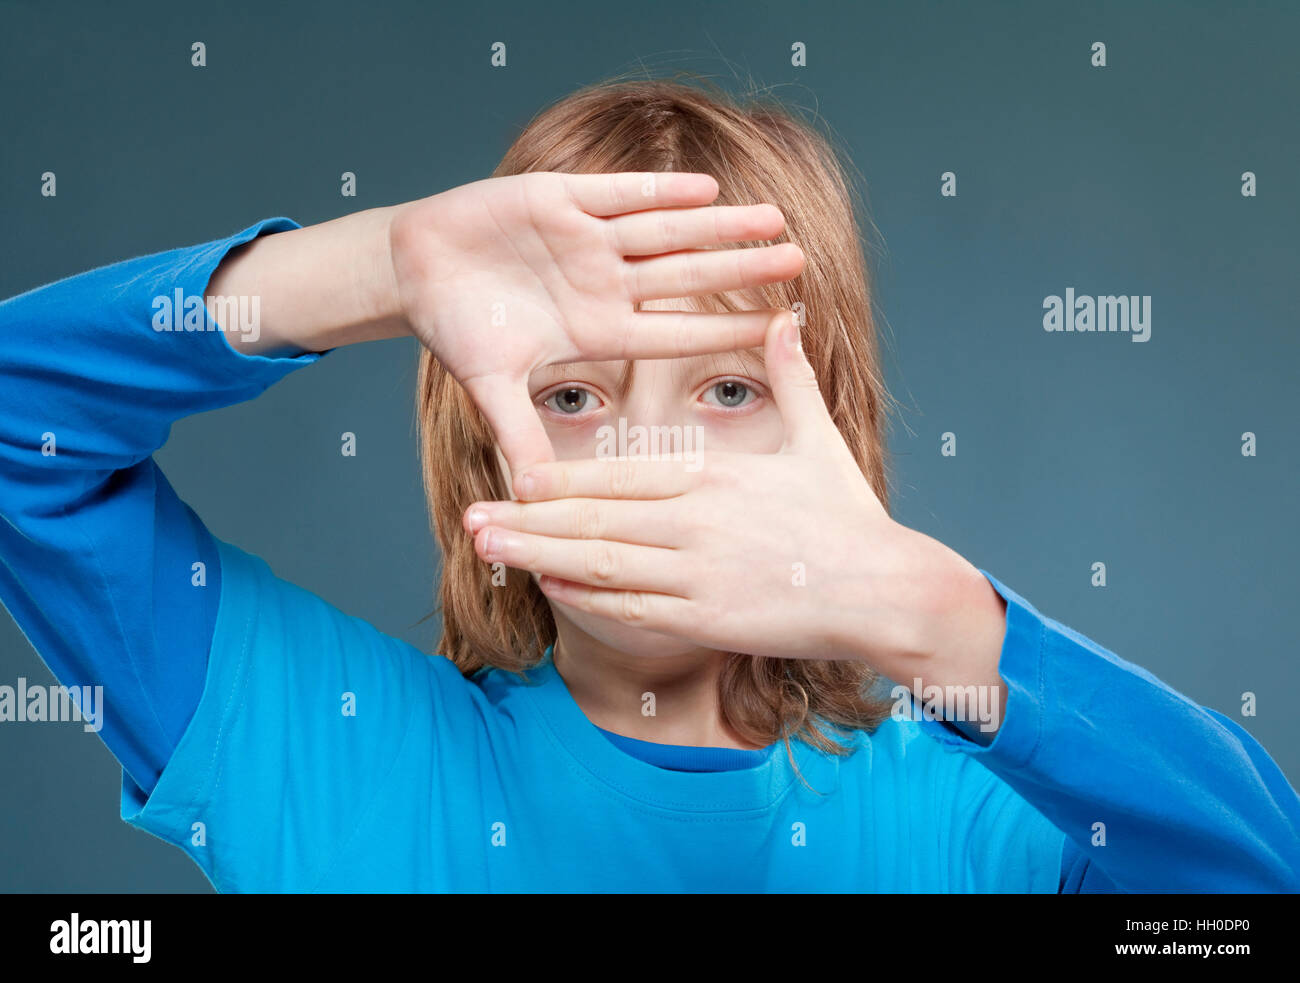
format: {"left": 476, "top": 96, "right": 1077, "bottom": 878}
{"left": 0, "top": 218, "right": 319, "bottom": 797}
{"left": 119, "top": 536, "right": 474, "bottom": 893}
{"left": 914, "top": 571, "right": 1300, "bottom": 892}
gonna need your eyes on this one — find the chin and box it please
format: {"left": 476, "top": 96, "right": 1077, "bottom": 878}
{"left": 554, "top": 603, "right": 714, "bottom": 661}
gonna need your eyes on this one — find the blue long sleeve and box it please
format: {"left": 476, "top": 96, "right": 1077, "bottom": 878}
{"left": 917, "top": 573, "right": 1300, "bottom": 892}
{"left": 0, "top": 217, "right": 315, "bottom": 796}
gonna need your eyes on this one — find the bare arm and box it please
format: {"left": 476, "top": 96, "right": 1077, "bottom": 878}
{"left": 206, "top": 205, "right": 406, "bottom": 357}
{"left": 204, "top": 172, "right": 804, "bottom": 474}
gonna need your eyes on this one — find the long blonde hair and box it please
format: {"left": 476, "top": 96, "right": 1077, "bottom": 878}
{"left": 418, "top": 75, "right": 896, "bottom": 755}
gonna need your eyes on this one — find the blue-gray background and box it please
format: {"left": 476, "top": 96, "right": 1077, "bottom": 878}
{"left": 1, "top": 0, "right": 1295, "bottom": 891}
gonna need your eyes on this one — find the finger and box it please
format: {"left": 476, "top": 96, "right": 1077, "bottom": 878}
{"left": 463, "top": 498, "right": 680, "bottom": 548}
{"left": 564, "top": 171, "right": 719, "bottom": 217}
{"left": 606, "top": 308, "right": 777, "bottom": 359}
{"left": 461, "top": 374, "right": 556, "bottom": 476}
{"left": 606, "top": 203, "right": 785, "bottom": 256}
{"left": 763, "top": 310, "right": 834, "bottom": 449}
{"left": 537, "top": 575, "right": 690, "bottom": 631}
{"left": 626, "top": 241, "right": 804, "bottom": 302}
{"left": 512, "top": 457, "right": 699, "bottom": 502}
{"left": 474, "top": 527, "right": 684, "bottom": 594}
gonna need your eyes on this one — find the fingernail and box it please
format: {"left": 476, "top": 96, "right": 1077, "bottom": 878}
{"left": 784, "top": 312, "right": 802, "bottom": 351}
{"left": 516, "top": 472, "right": 538, "bottom": 498}
{"left": 466, "top": 507, "right": 489, "bottom": 532}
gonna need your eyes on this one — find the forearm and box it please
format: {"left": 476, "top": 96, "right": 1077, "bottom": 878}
{"left": 207, "top": 204, "right": 409, "bottom": 357}
{"left": 919, "top": 573, "right": 1300, "bottom": 891}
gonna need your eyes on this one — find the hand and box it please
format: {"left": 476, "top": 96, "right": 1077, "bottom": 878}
{"left": 461, "top": 311, "right": 1008, "bottom": 690}
{"left": 388, "top": 171, "right": 805, "bottom": 474}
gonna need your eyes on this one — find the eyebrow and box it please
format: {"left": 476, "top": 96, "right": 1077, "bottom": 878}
{"left": 533, "top": 361, "right": 636, "bottom": 397}
{"left": 681, "top": 347, "right": 767, "bottom": 385}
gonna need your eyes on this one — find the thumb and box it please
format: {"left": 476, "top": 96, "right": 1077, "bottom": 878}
{"left": 462, "top": 373, "right": 557, "bottom": 481}
{"left": 764, "top": 310, "right": 833, "bottom": 449}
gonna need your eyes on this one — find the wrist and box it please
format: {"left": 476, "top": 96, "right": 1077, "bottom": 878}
{"left": 210, "top": 206, "right": 412, "bottom": 356}
{"left": 288, "top": 204, "right": 412, "bottom": 350}
{"left": 928, "top": 552, "right": 1008, "bottom": 690}
{"left": 916, "top": 552, "right": 1008, "bottom": 739}
{"left": 371, "top": 203, "right": 410, "bottom": 331}
{"left": 328, "top": 203, "right": 412, "bottom": 348}
{"left": 280, "top": 205, "right": 412, "bottom": 352}
{"left": 851, "top": 523, "right": 1007, "bottom": 692}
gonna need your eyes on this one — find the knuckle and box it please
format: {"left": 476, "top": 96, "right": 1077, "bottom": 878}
{"left": 672, "top": 314, "right": 693, "bottom": 357}
{"left": 602, "top": 215, "right": 624, "bottom": 256}
{"left": 551, "top": 467, "right": 571, "bottom": 499}
{"left": 607, "top": 458, "right": 637, "bottom": 496}
{"left": 656, "top": 209, "right": 675, "bottom": 248}
{"left": 586, "top": 543, "right": 619, "bottom": 583}
{"left": 517, "top": 535, "right": 540, "bottom": 567}
{"left": 573, "top": 501, "right": 603, "bottom": 539}
{"left": 678, "top": 256, "right": 703, "bottom": 295}
{"left": 793, "top": 360, "right": 821, "bottom": 390}
{"left": 620, "top": 590, "right": 648, "bottom": 624}
{"left": 622, "top": 259, "right": 641, "bottom": 301}
{"left": 607, "top": 173, "right": 626, "bottom": 212}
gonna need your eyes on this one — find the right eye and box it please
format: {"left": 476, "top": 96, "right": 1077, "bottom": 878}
{"left": 542, "top": 387, "right": 603, "bottom": 415}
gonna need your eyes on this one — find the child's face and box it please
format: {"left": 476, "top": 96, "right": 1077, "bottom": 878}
{"left": 499, "top": 298, "right": 786, "bottom": 658}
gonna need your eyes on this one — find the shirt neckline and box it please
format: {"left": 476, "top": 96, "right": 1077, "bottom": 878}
{"left": 517, "top": 645, "right": 840, "bottom": 813}
{"left": 594, "top": 725, "right": 771, "bottom": 772}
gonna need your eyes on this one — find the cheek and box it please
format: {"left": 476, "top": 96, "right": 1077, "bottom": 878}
{"left": 702, "top": 405, "right": 785, "bottom": 454}
{"left": 543, "top": 421, "right": 606, "bottom": 460}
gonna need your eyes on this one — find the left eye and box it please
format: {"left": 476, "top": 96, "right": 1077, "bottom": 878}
{"left": 702, "top": 380, "right": 752, "bottom": 408}
{"left": 544, "top": 388, "right": 599, "bottom": 414}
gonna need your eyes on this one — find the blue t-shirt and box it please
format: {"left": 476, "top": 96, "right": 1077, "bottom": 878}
{"left": 2, "top": 220, "right": 1298, "bottom": 892}
{"left": 119, "top": 538, "right": 1072, "bottom": 892}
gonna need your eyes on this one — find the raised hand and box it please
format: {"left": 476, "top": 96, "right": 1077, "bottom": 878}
{"left": 459, "top": 312, "right": 1009, "bottom": 700}
{"left": 389, "top": 171, "right": 804, "bottom": 473}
